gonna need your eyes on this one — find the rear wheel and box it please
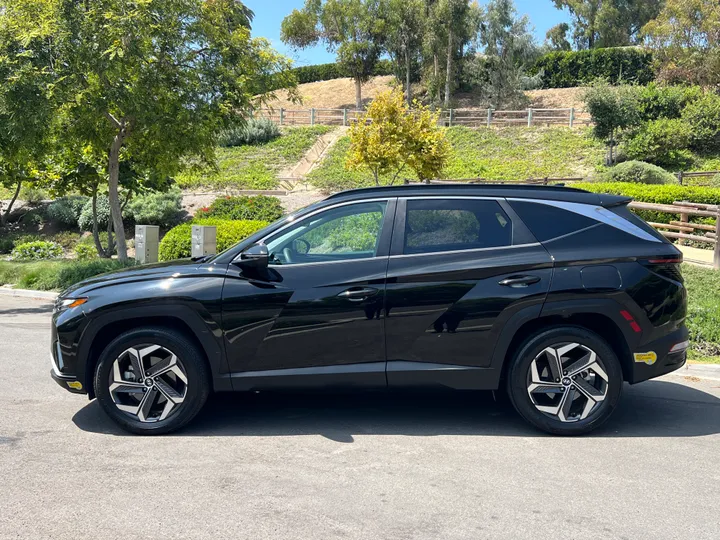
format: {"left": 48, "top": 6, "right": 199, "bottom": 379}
{"left": 94, "top": 327, "right": 210, "bottom": 435}
{"left": 507, "top": 326, "right": 623, "bottom": 435}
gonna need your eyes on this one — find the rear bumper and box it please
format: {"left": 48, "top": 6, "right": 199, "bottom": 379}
{"left": 629, "top": 325, "right": 689, "bottom": 384}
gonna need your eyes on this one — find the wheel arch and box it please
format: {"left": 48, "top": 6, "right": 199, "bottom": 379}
{"left": 80, "top": 307, "right": 228, "bottom": 398}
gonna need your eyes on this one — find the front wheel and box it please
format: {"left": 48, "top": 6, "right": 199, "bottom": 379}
{"left": 506, "top": 326, "right": 623, "bottom": 436}
{"left": 94, "top": 327, "right": 210, "bottom": 435}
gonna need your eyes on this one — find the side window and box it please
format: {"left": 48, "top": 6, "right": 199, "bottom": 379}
{"left": 265, "top": 201, "right": 387, "bottom": 265}
{"left": 403, "top": 199, "right": 513, "bottom": 255}
{"left": 508, "top": 200, "right": 596, "bottom": 242}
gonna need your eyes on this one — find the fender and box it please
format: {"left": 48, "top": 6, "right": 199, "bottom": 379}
{"left": 77, "top": 303, "right": 230, "bottom": 395}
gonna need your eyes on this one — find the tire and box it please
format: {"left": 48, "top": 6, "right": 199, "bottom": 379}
{"left": 506, "top": 326, "right": 623, "bottom": 436}
{"left": 94, "top": 327, "right": 210, "bottom": 435}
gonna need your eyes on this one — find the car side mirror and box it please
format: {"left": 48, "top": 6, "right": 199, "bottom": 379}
{"left": 234, "top": 243, "right": 269, "bottom": 270}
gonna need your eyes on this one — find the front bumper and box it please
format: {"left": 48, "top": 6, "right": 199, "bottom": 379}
{"left": 50, "top": 368, "right": 86, "bottom": 394}
{"left": 629, "top": 325, "right": 689, "bottom": 384}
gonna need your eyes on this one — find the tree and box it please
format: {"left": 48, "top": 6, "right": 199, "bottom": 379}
{"left": 437, "top": 0, "right": 478, "bottom": 109}
{"left": 384, "top": 0, "right": 425, "bottom": 106}
{"left": 0, "top": 2, "right": 54, "bottom": 225}
{"left": 643, "top": 0, "right": 720, "bottom": 86}
{"left": 479, "top": 0, "right": 540, "bottom": 108}
{"left": 545, "top": 22, "right": 572, "bottom": 51}
{"left": 2, "top": 0, "right": 295, "bottom": 261}
{"left": 553, "top": 0, "right": 662, "bottom": 49}
{"left": 582, "top": 82, "right": 640, "bottom": 164}
{"left": 346, "top": 89, "right": 450, "bottom": 183}
{"left": 282, "top": 0, "right": 385, "bottom": 109}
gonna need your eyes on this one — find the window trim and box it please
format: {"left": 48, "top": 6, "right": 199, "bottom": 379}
{"left": 260, "top": 198, "right": 397, "bottom": 267}
{"left": 390, "top": 196, "right": 523, "bottom": 257}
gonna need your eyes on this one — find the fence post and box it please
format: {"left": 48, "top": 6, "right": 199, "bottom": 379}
{"left": 527, "top": 108, "right": 533, "bottom": 127}
{"left": 310, "top": 108, "right": 315, "bottom": 126}
{"left": 487, "top": 108, "right": 493, "bottom": 127}
{"left": 715, "top": 207, "right": 720, "bottom": 270}
{"left": 343, "top": 108, "right": 348, "bottom": 127}
{"left": 279, "top": 108, "right": 284, "bottom": 126}
{"left": 448, "top": 109, "right": 454, "bottom": 127}
{"left": 569, "top": 108, "right": 575, "bottom": 128}
{"left": 677, "top": 171, "right": 684, "bottom": 185}
{"left": 678, "top": 211, "right": 688, "bottom": 246}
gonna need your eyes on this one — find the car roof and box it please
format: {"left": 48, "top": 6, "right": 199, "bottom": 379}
{"left": 322, "top": 184, "right": 629, "bottom": 207}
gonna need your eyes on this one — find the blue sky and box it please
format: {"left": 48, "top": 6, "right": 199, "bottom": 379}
{"left": 244, "top": 0, "right": 573, "bottom": 67}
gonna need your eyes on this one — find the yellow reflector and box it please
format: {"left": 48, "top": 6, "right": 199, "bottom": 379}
{"left": 67, "top": 381, "right": 83, "bottom": 390}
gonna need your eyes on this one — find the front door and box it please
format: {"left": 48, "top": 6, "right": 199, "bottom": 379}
{"left": 221, "top": 198, "right": 396, "bottom": 390}
{"left": 383, "top": 196, "right": 553, "bottom": 389}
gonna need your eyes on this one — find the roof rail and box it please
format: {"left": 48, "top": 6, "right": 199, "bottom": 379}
{"left": 324, "top": 183, "right": 587, "bottom": 200}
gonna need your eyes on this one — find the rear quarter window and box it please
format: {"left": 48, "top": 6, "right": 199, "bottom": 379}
{"left": 508, "top": 200, "right": 597, "bottom": 242}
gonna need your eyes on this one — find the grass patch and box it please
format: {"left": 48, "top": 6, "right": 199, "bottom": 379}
{"left": 0, "top": 259, "right": 135, "bottom": 291}
{"left": 682, "top": 264, "right": 720, "bottom": 359}
{"left": 308, "top": 126, "right": 606, "bottom": 192}
{"left": 176, "top": 126, "right": 333, "bottom": 191}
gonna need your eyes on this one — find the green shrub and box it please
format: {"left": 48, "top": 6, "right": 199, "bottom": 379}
{"left": 533, "top": 47, "right": 654, "bottom": 88}
{"left": 22, "top": 186, "right": 47, "bottom": 205}
{"left": 126, "top": 188, "right": 183, "bottom": 228}
{"left": 220, "top": 118, "right": 281, "bottom": 147}
{"left": 78, "top": 196, "right": 111, "bottom": 231}
{"left": 682, "top": 92, "right": 720, "bottom": 152}
{"left": 637, "top": 83, "right": 703, "bottom": 121}
{"left": 288, "top": 60, "right": 394, "bottom": 85}
{"left": 0, "top": 237, "right": 14, "bottom": 254}
{"left": 159, "top": 218, "right": 268, "bottom": 261}
{"left": 11, "top": 241, "right": 63, "bottom": 261}
{"left": 49, "top": 231, "right": 82, "bottom": 251}
{"left": 56, "top": 259, "right": 136, "bottom": 288}
{"left": 20, "top": 210, "right": 44, "bottom": 226}
{"left": 575, "top": 181, "right": 720, "bottom": 224}
{"left": 74, "top": 243, "right": 98, "bottom": 261}
{"left": 624, "top": 119, "right": 693, "bottom": 167}
{"left": 195, "top": 195, "right": 284, "bottom": 222}
{"left": 597, "top": 161, "right": 677, "bottom": 185}
{"left": 46, "top": 196, "right": 89, "bottom": 228}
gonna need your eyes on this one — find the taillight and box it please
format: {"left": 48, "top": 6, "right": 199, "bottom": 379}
{"left": 640, "top": 256, "right": 684, "bottom": 283}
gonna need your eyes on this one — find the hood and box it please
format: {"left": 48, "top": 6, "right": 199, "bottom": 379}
{"left": 60, "top": 259, "right": 203, "bottom": 297}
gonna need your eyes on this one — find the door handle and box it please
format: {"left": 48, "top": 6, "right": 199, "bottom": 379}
{"left": 337, "top": 287, "right": 378, "bottom": 301}
{"left": 498, "top": 275, "right": 541, "bottom": 288}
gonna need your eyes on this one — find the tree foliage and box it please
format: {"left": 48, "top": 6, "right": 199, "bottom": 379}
{"left": 346, "top": 89, "right": 450, "bottom": 184}
{"left": 545, "top": 23, "right": 572, "bottom": 51}
{"left": 553, "top": 0, "right": 662, "bottom": 49}
{"left": 384, "top": 0, "right": 425, "bottom": 106}
{"left": 643, "top": 0, "right": 720, "bottom": 86}
{"left": 282, "top": 0, "right": 385, "bottom": 109}
{"left": 582, "top": 82, "right": 640, "bottom": 164}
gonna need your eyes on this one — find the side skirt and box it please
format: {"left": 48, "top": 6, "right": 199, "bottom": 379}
{"left": 225, "top": 362, "right": 387, "bottom": 391}
{"left": 387, "top": 361, "right": 501, "bottom": 390}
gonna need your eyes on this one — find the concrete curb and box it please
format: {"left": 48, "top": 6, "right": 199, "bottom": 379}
{"left": 0, "top": 287, "right": 58, "bottom": 300}
{"left": 679, "top": 363, "right": 720, "bottom": 381}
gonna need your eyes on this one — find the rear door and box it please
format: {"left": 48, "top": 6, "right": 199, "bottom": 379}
{"left": 384, "top": 196, "right": 553, "bottom": 389}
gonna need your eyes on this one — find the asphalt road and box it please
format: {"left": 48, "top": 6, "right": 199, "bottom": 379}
{"left": 1, "top": 295, "right": 719, "bottom": 540}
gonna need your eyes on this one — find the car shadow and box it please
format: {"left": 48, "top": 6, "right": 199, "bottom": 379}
{"left": 0, "top": 303, "right": 54, "bottom": 315}
{"left": 72, "top": 379, "right": 720, "bottom": 440}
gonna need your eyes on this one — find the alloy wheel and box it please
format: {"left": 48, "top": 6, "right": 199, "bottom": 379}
{"left": 526, "top": 342, "right": 609, "bottom": 423}
{"left": 108, "top": 344, "right": 188, "bottom": 423}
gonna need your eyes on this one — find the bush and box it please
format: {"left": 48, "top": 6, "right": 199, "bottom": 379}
{"left": 159, "top": 219, "right": 268, "bottom": 261}
{"left": 50, "top": 231, "right": 82, "bottom": 250}
{"left": 597, "top": 161, "right": 677, "bottom": 185}
{"left": 624, "top": 118, "right": 693, "bottom": 167}
{"left": 20, "top": 210, "right": 44, "bottom": 226}
{"left": 0, "top": 237, "right": 14, "bottom": 254}
{"left": 126, "top": 188, "right": 183, "bottom": 228}
{"left": 74, "top": 243, "right": 98, "bottom": 261}
{"left": 219, "top": 118, "right": 281, "bottom": 147}
{"left": 22, "top": 186, "right": 47, "bottom": 205}
{"left": 46, "top": 196, "right": 89, "bottom": 228}
{"left": 55, "top": 259, "right": 135, "bottom": 288}
{"left": 289, "top": 59, "right": 394, "bottom": 85}
{"left": 533, "top": 47, "right": 654, "bottom": 88}
{"left": 682, "top": 92, "right": 720, "bottom": 152}
{"left": 195, "top": 195, "right": 284, "bottom": 222}
{"left": 637, "top": 83, "right": 703, "bottom": 121}
{"left": 78, "top": 196, "right": 112, "bottom": 231}
{"left": 11, "top": 241, "right": 63, "bottom": 261}
{"left": 575, "top": 181, "right": 720, "bottom": 224}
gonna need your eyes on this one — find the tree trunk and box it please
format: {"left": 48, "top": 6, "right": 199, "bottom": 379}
{"left": 444, "top": 28, "right": 453, "bottom": 110}
{"left": 405, "top": 47, "right": 412, "bottom": 107}
{"left": 108, "top": 129, "right": 128, "bottom": 261}
{"left": 0, "top": 178, "right": 22, "bottom": 226}
{"left": 91, "top": 189, "right": 106, "bottom": 258}
{"left": 355, "top": 77, "right": 362, "bottom": 110}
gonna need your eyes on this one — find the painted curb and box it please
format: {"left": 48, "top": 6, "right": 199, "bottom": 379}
{"left": 0, "top": 287, "right": 58, "bottom": 300}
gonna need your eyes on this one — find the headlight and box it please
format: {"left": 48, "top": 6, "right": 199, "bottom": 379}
{"left": 56, "top": 297, "right": 88, "bottom": 311}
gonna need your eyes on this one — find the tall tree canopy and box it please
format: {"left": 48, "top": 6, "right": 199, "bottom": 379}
{"left": 282, "top": 0, "right": 385, "bottom": 109}
{"left": 545, "top": 22, "right": 572, "bottom": 51}
{"left": 643, "top": 0, "right": 720, "bottom": 86}
{"left": 553, "top": 0, "right": 663, "bottom": 49}
{"left": 1, "top": 0, "right": 294, "bottom": 260}
{"left": 383, "top": 0, "right": 425, "bottom": 106}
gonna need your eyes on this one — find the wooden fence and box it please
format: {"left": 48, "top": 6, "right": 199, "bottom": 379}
{"left": 254, "top": 107, "right": 590, "bottom": 128}
{"left": 628, "top": 200, "right": 720, "bottom": 269}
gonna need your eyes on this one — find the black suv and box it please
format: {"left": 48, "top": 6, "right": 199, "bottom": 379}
{"left": 51, "top": 185, "right": 688, "bottom": 435}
